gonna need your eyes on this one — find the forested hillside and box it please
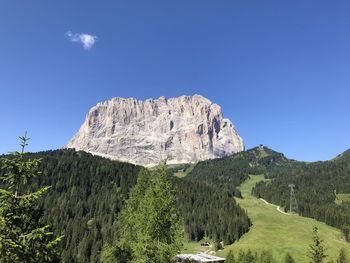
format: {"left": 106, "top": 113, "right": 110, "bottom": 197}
{"left": 252, "top": 149, "right": 350, "bottom": 239}
{"left": 5, "top": 145, "right": 348, "bottom": 262}
{"left": 187, "top": 146, "right": 350, "bottom": 241}
{"left": 185, "top": 146, "right": 289, "bottom": 196}
{"left": 175, "top": 179, "right": 251, "bottom": 244}
{"left": 0, "top": 149, "right": 251, "bottom": 262}
{"left": 25, "top": 149, "right": 142, "bottom": 262}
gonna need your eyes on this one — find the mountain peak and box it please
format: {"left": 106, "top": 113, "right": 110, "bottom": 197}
{"left": 66, "top": 95, "right": 244, "bottom": 166}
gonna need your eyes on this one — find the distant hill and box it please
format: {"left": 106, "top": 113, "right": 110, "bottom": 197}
{"left": 185, "top": 145, "right": 350, "bottom": 240}
{"left": 333, "top": 148, "right": 350, "bottom": 163}
{"left": 184, "top": 145, "right": 292, "bottom": 196}
{"left": 253, "top": 147, "right": 350, "bottom": 237}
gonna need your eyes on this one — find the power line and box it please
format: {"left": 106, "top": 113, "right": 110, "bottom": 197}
{"left": 288, "top": 184, "right": 298, "bottom": 214}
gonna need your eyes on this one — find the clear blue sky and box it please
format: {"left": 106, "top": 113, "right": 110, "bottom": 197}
{"left": 1, "top": 0, "right": 349, "bottom": 161}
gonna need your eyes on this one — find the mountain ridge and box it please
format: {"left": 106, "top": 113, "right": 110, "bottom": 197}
{"left": 66, "top": 95, "right": 244, "bottom": 166}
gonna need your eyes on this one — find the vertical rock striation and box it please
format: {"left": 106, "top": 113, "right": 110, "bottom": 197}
{"left": 65, "top": 95, "right": 244, "bottom": 166}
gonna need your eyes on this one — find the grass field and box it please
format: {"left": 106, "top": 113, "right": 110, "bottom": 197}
{"left": 216, "top": 175, "right": 350, "bottom": 262}
{"left": 173, "top": 164, "right": 195, "bottom": 178}
{"left": 335, "top": 193, "right": 350, "bottom": 205}
{"left": 182, "top": 239, "right": 214, "bottom": 254}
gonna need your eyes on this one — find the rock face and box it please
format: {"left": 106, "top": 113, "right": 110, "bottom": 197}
{"left": 66, "top": 95, "right": 244, "bottom": 166}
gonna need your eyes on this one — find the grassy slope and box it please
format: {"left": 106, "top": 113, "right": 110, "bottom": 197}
{"left": 174, "top": 164, "right": 195, "bottom": 178}
{"left": 217, "top": 175, "right": 350, "bottom": 262}
{"left": 182, "top": 240, "right": 215, "bottom": 254}
{"left": 335, "top": 193, "right": 350, "bottom": 205}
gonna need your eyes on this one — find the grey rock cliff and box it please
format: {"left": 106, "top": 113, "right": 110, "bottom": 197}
{"left": 65, "top": 95, "right": 244, "bottom": 166}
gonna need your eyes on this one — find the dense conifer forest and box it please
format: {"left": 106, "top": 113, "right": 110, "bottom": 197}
{"left": 0, "top": 149, "right": 251, "bottom": 262}
{"left": 175, "top": 179, "right": 251, "bottom": 244}
{"left": 24, "top": 149, "right": 142, "bottom": 262}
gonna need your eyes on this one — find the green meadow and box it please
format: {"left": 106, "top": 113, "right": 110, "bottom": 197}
{"left": 217, "top": 175, "right": 350, "bottom": 262}
{"left": 335, "top": 193, "right": 350, "bottom": 205}
{"left": 174, "top": 164, "right": 195, "bottom": 178}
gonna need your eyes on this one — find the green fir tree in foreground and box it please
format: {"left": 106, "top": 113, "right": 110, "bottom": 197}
{"left": 0, "top": 134, "right": 62, "bottom": 263}
{"left": 101, "top": 165, "right": 182, "bottom": 263}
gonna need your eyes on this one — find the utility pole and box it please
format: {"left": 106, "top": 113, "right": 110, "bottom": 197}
{"left": 288, "top": 184, "right": 298, "bottom": 213}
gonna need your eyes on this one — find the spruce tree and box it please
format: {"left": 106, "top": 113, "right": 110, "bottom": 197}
{"left": 101, "top": 165, "right": 182, "bottom": 263}
{"left": 0, "top": 134, "right": 63, "bottom": 262}
{"left": 309, "top": 226, "right": 327, "bottom": 263}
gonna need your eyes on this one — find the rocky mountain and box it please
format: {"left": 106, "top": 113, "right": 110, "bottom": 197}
{"left": 65, "top": 95, "right": 244, "bottom": 166}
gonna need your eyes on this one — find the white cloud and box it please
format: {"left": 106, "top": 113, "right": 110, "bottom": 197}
{"left": 65, "top": 31, "right": 97, "bottom": 50}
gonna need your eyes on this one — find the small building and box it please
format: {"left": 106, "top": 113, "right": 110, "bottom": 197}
{"left": 176, "top": 253, "right": 225, "bottom": 263}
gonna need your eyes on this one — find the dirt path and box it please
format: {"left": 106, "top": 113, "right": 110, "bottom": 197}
{"left": 259, "top": 198, "right": 290, "bottom": 215}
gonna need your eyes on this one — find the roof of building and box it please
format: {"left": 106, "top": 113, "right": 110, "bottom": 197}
{"left": 176, "top": 253, "right": 225, "bottom": 262}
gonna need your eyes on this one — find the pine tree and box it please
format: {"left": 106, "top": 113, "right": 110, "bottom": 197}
{"left": 309, "top": 226, "right": 327, "bottom": 263}
{"left": 337, "top": 248, "right": 349, "bottom": 263}
{"left": 101, "top": 165, "right": 182, "bottom": 263}
{"left": 0, "top": 134, "right": 63, "bottom": 262}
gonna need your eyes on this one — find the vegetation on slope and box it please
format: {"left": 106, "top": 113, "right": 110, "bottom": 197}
{"left": 175, "top": 178, "right": 251, "bottom": 244}
{"left": 181, "top": 146, "right": 350, "bottom": 261}
{"left": 187, "top": 145, "right": 350, "bottom": 242}
{"left": 3, "top": 140, "right": 349, "bottom": 262}
{"left": 219, "top": 175, "right": 350, "bottom": 262}
{"left": 167, "top": 163, "right": 195, "bottom": 178}
{"left": 0, "top": 149, "right": 251, "bottom": 262}
{"left": 185, "top": 146, "right": 291, "bottom": 197}
{"left": 252, "top": 148, "right": 350, "bottom": 239}
{"left": 0, "top": 135, "right": 62, "bottom": 263}
{"left": 25, "top": 149, "right": 142, "bottom": 262}
{"left": 102, "top": 166, "right": 182, "bottom": 262}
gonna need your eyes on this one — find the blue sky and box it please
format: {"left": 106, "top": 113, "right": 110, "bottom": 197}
{"left": 0, "top": 0, "right": 349, "bottom": 161}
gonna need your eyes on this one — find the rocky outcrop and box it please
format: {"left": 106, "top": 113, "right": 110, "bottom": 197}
{"left": 65, "top": 95, "right": 244, "bottom": 166}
